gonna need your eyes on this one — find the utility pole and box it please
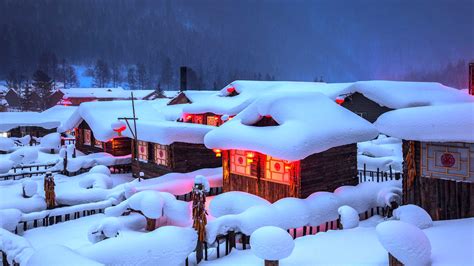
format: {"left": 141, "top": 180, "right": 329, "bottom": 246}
{"left": 118, "top": 92, "right": 141, "bottom": 181}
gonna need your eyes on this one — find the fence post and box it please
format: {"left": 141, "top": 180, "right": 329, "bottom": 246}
{"left": 363, "top": 163, "right": 366, "bottom": 182}
{"left": 192, "top": 177, "right": 208, "bottom": 264}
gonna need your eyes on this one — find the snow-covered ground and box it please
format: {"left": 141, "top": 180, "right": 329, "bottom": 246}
{"left": 202, "top": 217, "right": 474, "bottom": 265}
{"left": 357, "top": 134, "right": 403, "bottom": 172}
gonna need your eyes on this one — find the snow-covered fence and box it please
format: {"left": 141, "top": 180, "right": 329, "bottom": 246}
{"left": 358, "top": 164, "right": 402, "bottom": 183}
{"left": 9, "top": 199, "right": 116, "bottom": 235}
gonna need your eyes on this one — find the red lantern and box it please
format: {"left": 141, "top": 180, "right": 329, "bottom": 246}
{"left": 284, "top": 160, "right": 293, "bottom": 170}
{"left": 111, "top": 120, "right": 127, "bottom": 136}
{"left": 246, "top": 151, "right": 255, "bottom": 163}
{"left": 335, "top": 97, "right": 345, "bottom": 105}
{"left": 213, "top": 149, "right": 222, "bottom": 157}
{"left": 227, "top": 87, "right": 235, "bottom": 93}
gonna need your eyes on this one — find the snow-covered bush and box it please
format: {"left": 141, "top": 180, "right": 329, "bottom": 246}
{"left": 393, "top": 204, "right": 433, "bottom": 229}
{"left": 89, "top": 165, "right": 111, "bottom": 177}
{"left": 376, "top": 221, "right": 431, "bottom": 265}
{"left": 250, "top": 226, "right": 294, "bottom": 261}
{"left": 0, "top": 159, "right": 14, "bottom": 174}
{"left": 16, "top": 135, "right": 31, "bottom": 146}
{"left": 9, "top": 147, "right": 38, "bottom": 164}
{"left": 79, "top": 226, "right": 197, "bottom": 265}
{"left": 0, "top": 209, "right": 22, "bottom": 231}
{"left": 39, "top": 133, "right": 61, "bottom": 151}
{"left": 0, "top": 137, "right": 15, "bottom": 152}
{"left": 209, "top": 191, "right": 271, "bottom": 218}
{"left": 88, "top": 217, "right": 121, "bottom": 243}
{"left": 338, "top": 205, "right": 359, "bottom": 229}
{"left": 22, "top": 180, "right": 37, "bottom": 198}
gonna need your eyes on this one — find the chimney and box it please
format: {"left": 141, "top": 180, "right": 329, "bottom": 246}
{"left": 469, "top": 62, "right": 474, "bottom": 96}
{"left": 180, "top": 66, "right": 188, "bottom": 92}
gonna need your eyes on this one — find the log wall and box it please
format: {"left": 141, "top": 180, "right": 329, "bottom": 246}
{"left": 402, "top": 140, "right": 474, "bottom": 220}
{"left": 8, "top": 126, "right": 56, "bottom": 138}
{"left": 75, "top": 120, "right": 131, "bottom": 156}
{"left": 341, "top": 92, "right": 393, "bottom": 123}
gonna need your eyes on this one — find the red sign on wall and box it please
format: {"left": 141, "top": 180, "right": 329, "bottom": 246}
{"left": 440, "top": 153, "right": 456, "bottom": 167}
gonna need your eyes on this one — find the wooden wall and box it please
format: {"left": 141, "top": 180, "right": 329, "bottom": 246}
{"left": 8, "top": 126, "right": 56, "bottom": 138}
{"left": 75, "top": 120, "right": 131, "bottom": 156}
{"left": 300, "top": 143, "right": 359, "bottom": 198}
{"left": 131, "top": 141, "right": 222, "bottom": 178}
{"left": 341, "top": 92, "right": 392, "bottom": 123}
{"left": 223, "top": 144, "right": 358, "bottom": 203}
{"left": 402, "top": 140, "right": 474, "bottom": 220}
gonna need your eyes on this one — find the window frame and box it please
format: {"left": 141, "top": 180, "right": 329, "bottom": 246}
{"left": 137, "top": 140, "right": 149, "bottom": 162}
{"left": 84, "top": 129, "right": 91, "bottom": 146}
{"left": 154, "top": 144, "right": 170, "bottom": 167}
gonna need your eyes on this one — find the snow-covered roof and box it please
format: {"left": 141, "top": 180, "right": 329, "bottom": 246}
{"left": 0, "top": 112, "right": 63, "bottom": 131}
{"left": 204, "top": 91, "right": 379, "bottom": 161}
{"left": 374, "top": 103, "right": 474, "bottom": 143}
{"left": 182, "top": 81, "right": 332, "bottom": 116}
{"left": 59, "top": 87, "right": 154, "bottom": 99}
{"left": 339, "top": 81, "right": 473, "bottom": 109}
{"left": 60, "top": 99, "right": 179, "bottom": 141}
{"left": 41, "top": 105, "right": 78, "bottom": 130}
{"left": 122, "top": 120, "right": 215, "bottom": 145}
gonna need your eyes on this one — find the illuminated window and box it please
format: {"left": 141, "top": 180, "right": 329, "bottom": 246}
{"left": 265, "top": 156, "right": 291, "bottom": 183}
{"left": 206, "top": 115, "right": 220, "bottom": 126}
{"left": 193, "top": 115, "right": 204, "bottom": 124}
{"left": 94, "top": 139, "right": 102, "bottom": 148}
{"left": 154, "top": 144, "right": 169, "bottom": 166}
{"left": 230, "top": 150, "right": 253, "bottom": 177}
{"left": 137, "top": 141, "right": 148, "bottom": 161}
{"left": 84, "top": 129, "right": 91, "bottom": 145}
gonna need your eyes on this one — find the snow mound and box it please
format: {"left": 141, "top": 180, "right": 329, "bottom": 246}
{"left": 128, "top": 191, "right": 164, "bottom": 219}
{"left": 0, "top": 209, "right": 22, "bottom": 231}
{"left": 16, "top": 135, "right": 31, "bottom": 146}
{"left": 250, "top": 226, "right": 294, "bottom": 260}
{"left": 22, "top": 180, "right": 38, "bottom": 198}
{"left": 194, "top": 175, "right": 210, "bottom": 192}
{"left": 79, "top": 226, "right": 197, "bottom": 265}
{"left": 376, "top": 221, "right": 431, "bottom": 266}
{"left": 393, "top": 204, "right": 433, "bottom": 229}
{"left": 0, "top": 137, "right": 14, "bottom": 152}
{"left": 9, "top": 147, "right": 38, "bottom": 164}
{"left": 27, "top": 245, "right": 102, "bottom": 266}
{"left": 0, "top": 159, "right": 14, "bottom": 174}
{"left": 0, "top": 228, "right": 35, "bottom": 265}
{"left": 88, "top": 217, "right": 122, "bottom": 243}
{"left": 79, "top": 173, "right": 113, "bottom": 190}
{"left": 89, "top": 165, "right": 111, "bottom": 177}
{"left": 338, "top": 205, "right": 359, "bottom": 229}
{"left": 209, "top": 191, "right": 271, "bottom": 218}
{"left": 39, "top": 132, "right": 61, "bottom": 151}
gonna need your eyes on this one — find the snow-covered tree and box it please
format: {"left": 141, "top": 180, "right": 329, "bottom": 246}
{"left": 93, "top": 59, "right": 111, "bottom": 88}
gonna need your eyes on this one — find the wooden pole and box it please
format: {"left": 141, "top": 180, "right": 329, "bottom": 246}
{"left": 44, "top": 172, "right": 56, "bottom": 209}
{"left": 265, "top": 260, "right": 279, "bottom": 266}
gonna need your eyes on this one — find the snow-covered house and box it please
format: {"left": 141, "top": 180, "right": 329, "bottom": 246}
{"left": 124, "top": 121, "right": 221, "bottom": 178}
{"left": 61, "top": 100, "right": 169, "bottom": 156}
{"left": 375, "top": 103, "right": 474, "bottom": 220}
{"left": 0, "top": 112, "right": 59, "bottom": 138}
{"left": 57, "top": 88, "right": 156, "bottom": 106}
{"left": 336, "top": 81, "right": 473, "bottom": 122}
{"left": 204, "top": 91, "right": 379, "bottom": 202}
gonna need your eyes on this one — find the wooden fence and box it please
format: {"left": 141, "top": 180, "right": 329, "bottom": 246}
{"left": 358, "top": 165, "right": 402, "bottom": 183}
{"left": 176, "top": 187, "right": 223, "bottom": 201}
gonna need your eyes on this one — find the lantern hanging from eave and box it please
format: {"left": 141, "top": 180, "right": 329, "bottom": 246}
{"left": 284, "top": 160, "right": 294, "bottom": 170}
{"left": 246, "top": 151, "right": 255, "bottom": 163}
{"left": 335, "top": 96, "right": 345, "bottom": 105}
{"left": 226, "top": 86, "right": 235, "bottom": 93}
{"left": 213, "top": 149, "right": 222, "bottom": 157}
{"left": 111, "top": 120, "right": 127, "bottom": 136}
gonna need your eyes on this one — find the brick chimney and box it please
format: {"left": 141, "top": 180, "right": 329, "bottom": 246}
{"left": 469, "top": 62, "right": 474, "bottom": 96}
{"left": 180, "top": 66, "right": 188, "bottom": 92}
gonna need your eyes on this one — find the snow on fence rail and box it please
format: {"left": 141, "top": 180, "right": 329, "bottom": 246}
{"left": 358, "top": 164, "right": 402, "bottom": 183}
{"left": 9, "top": 199, "right": 116, "bottom": 235}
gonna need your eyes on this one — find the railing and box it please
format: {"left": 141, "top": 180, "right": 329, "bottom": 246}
{"left": 0, "top": 162, "right": 60, "bottom": 180}
{"left": 358, "top": 164, "right": 402, "bottom": 183}
{"left": 176, "top": 187, "right": 223, "bottom": 202}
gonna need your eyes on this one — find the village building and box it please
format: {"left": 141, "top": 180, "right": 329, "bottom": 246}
{"left": 56, "top": 87, "right": 158, "bottom": 106}
{"left": 60, "top": 100, "right": 170, "bottom": 156}
{"left": 204, "top": 91, "right": 379, "bottom": 202}
{"left": 335, "top": 81, "right": 473, "bottom": 122}
{"left": 123, "top": 120, "right": 221, "bottom": 178}
{"left": 375, "top": 102, "right": 474, "bottom": 220}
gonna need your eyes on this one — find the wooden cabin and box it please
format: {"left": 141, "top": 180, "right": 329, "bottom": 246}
{"left": 205, "top": 92, "right": 379, "bottom": 202}
{"left": 75, "top": 120, "right": 131, "bottom": 156}
{"left": 124, "top": 121, "right": 221, "bottom": 178}
{"left": 339, "top": 92, "right": 393, "bottom": 123}
{"left": 375, "top": 103, "right": 474, "bottom": 220}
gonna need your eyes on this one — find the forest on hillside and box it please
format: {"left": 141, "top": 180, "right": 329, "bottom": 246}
{"left": 1, "top": 0, "right": 473, "bottom": 89}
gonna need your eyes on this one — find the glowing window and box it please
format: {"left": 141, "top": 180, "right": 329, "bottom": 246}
{"left": 154, "top": 144, "right": 169, "bottom": 166}
{"left": 84, "top": 129, "right": 91, "bottom": 145}
{"left": 265, "top": 156, "right": 291, "bottom": 183}
{"left": 206, "top": 115, "right": 220, "bottom": 126}
{"left": 94, "top": 139, "right": 102, "bottom": 148}
{"left": 138, "top": 141, "right": 148, "bottom": 162}
{"left": 193, "top": 115, "right": 204, "bottom": 125}
{"left": 230, "top": 150, "right": 253, "bottom": 177}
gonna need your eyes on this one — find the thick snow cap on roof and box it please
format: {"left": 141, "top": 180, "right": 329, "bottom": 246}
{"left": 204, "top": 91, "right": 379, "bottom": 161}
{"left": 60, "top": 87, "right": 154, "bottom": 99}
{"left": 60, "top": 99, "right": 175, "bottom": 141}
{"left": 182, "top": 81, "right": 339, "bottom": 116}
{"left": 341, "top": 81, "right": 473, "bottom": 109}
{"left": 0, "top": 112, "right": 61, "bottom": 131}
{"left": 375, "top": 103, "right": 474, "bottom": 143}
{"left": 122, "top": 120, "right": 215, "bottom": 145}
